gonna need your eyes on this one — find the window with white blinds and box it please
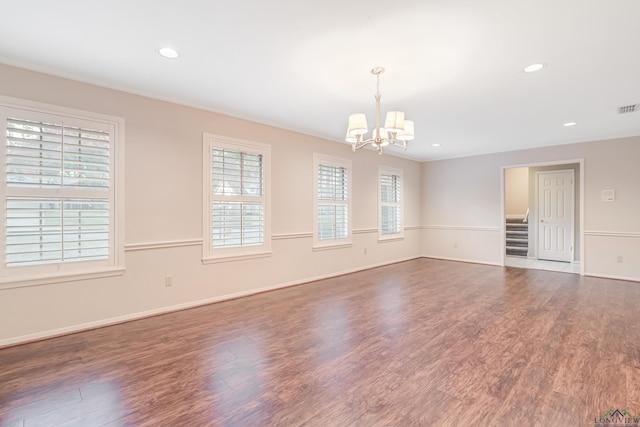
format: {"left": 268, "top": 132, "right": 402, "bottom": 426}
{"left": 203, "top": 134, "right": 271, "bottom": 260}
{"left": 313, "top": 154, "right": 352, "bottom": 248}
{"left": 1, "top": 98, "right": 124, "bottom": 284}
{"left": 379, "top": 167, "right": 403, "bottom": 240}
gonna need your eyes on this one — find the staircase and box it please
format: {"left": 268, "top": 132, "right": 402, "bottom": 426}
{"left": 506, "top": 217, "right": 528, "bottom": 257}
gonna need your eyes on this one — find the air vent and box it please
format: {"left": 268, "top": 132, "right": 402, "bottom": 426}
{"left": 618, "top": 104, "right": 639, "bottom": 114}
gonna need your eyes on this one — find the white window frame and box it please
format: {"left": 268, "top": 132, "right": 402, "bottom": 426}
{"left": 202, "top": 133, "right": 271, "bottom": 262}
{"left": 0, "top": 96, "right": 125, "bottom": 288}
{"left": 378, "top": 166, "right": 404, "bottom": 241}
{"left": 313, "top": 153, "right": 352, "bottom": 249}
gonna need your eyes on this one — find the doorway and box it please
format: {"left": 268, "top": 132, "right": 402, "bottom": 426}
{"left": 502, "top": 160, "right": 584, "bottom": 275}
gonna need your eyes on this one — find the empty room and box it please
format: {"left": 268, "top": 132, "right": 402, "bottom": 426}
{"left": 1, "top": 1, "right": 639, "bottom": 426}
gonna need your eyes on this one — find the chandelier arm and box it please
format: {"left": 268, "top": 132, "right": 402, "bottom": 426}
{"left": 354, "top": 138, "right": 374, "bottom": 149}
{"left": 352, "top": 137, "right": 376, "bottom": 152}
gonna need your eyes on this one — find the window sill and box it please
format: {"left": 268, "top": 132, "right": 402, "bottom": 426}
{"left": 202, "top": 250, "right": 272, "bottom": 264}
{"left": 0, "top": 267, "right": 126, "bottom": 290}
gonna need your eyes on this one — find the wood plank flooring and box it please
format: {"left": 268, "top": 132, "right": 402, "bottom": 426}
{"left": 1, "top": 258, "right": 640, "bottom": 426}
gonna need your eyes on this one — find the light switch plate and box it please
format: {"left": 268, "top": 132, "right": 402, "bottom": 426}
{"left": 602, "top": 189, "right": 615, "bottom": 202}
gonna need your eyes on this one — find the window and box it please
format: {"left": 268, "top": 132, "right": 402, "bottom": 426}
{"left": 313, "top": 154, "right": 352, "bottom": 248}
{"left": 379, "top": 167, "right": 403, "bottom": 240}
{"left": 0, "top": 96, "right": 124, "bottom": 286}
{"left": 203, "top": 134, "right": 270, "bottom": 261}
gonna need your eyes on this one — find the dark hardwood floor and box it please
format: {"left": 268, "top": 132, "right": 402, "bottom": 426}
{"left": 1, "top": 258, "right": 639, "bottom": 426}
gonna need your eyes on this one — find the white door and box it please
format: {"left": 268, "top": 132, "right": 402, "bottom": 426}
{"left": 537, "top": 170, "right": 574, "bottom": 262}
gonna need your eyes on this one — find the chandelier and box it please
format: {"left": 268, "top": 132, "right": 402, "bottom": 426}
{"left": 346, "top": 67, "right": 415, "bottom": 154}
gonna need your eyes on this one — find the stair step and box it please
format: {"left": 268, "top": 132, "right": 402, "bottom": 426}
{"left": 507, "top": 231, "right": 529, "bottom": 239}
{"left": 506, "top": 217, "right": 527, "bottom": 224}
{"left": 506, "top": 247, "right": 528, "bottom": 256}
{"left": 506, "top": 238, "right": 528, "bottom": 243}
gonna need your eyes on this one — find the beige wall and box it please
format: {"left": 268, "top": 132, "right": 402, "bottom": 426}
{"left": 0, "top": 64, "right": 423, "bottom": 345}
{"left": 421, "top": 137, "right": 640, "bottom": 280}
{"left": 505, "top": 167, "right": 529, "bottom": 217}
{"left": 1, "top": 62, "right": 639, "bottom": 346}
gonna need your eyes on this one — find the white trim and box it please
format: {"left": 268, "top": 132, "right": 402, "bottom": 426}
{"left": 584, "top": 231, "right": 640, "bottom": 238}
{"left": 0, "top": 267, "right": 125, "bottom": 290}
{"left": 0, "top": 95, "right": 122, "bottom": 124}
{"left": 0, "top": 255, "right": 420, "bottom": 348}
{"left": 501, "top": 158, "right": 585, "bottom": 170}
{"left": 378, "top": 237, "right": 404, "bottom": 243}
{"left": 202, "top": 250, "right": 272, "bottom": 264}
{"left": 312, "top": 243, "right": 353, "bottom": 251}
{"left": 422, "top": 255, "right": 502, "bottom": 267}
{"left": 579, "top": 162, "right": 585, "bottom": 276}
{"left": 584, "top": 272, "right": 640, "bottom": 283}
{"left": 353, "top": 228, "right": 378, "bottom": 234}
{"left": 422, "top": 225, "right": 502, "bottom": 232}
{"left": 124, "top": 228, "right": 423, "bottom": 252}
{"left": 272, "top": 232, "right": 313, "bottom": 240}
{"left": 125, "top": 239, "right": 203, "bottom": 251}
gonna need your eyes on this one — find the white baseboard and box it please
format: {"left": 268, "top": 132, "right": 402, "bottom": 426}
{"left": 584, "top": 272, "right": 640, "bottom": 283}
{"left": 422, "top": 255, "right": 502, "bottom": 267}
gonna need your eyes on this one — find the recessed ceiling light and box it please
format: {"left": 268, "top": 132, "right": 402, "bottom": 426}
{"left": 431, "top": 143, "right": 441, "bottom": 147}
{"left": 563, "top": 122, "right": 577, "bottom": 127}
{"left": 158, "top": 47, "right": 179, "bottom": 59}
{"left": 523, "top": 63, "right": 545, "bottom": 73}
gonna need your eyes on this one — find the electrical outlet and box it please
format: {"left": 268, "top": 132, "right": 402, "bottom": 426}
{"left": 453, "top": 242, "right": 458, "bottom": 249}
{"left": 165, "top": 275, "right": 173, "bottom": 287}
{"left": 364, "top": 248, "right": 367, "bottom": 255}
{"left": 617, "top": 256, "right": 623, "bottom": 263}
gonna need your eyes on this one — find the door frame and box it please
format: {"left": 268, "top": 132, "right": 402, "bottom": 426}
{"left": 535, "top": 169, "right": 575, "bottom": 262}
{"left": 500, "top": 159, "right": 585, "bottom": 276}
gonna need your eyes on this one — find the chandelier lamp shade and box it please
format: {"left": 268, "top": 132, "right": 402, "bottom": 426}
{"left": 346, "top": 67, "right": 415, "bottom": 154}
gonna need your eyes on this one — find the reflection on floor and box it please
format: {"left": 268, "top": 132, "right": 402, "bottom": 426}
{"left": 505, "top": 256, "right": 580, "bottom": 274}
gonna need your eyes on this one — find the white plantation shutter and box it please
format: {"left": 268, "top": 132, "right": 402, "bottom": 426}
{"left": 379, "top": 168, "right": 403, "bottom": 239}
{"left": 317, "top": 164, "right": 348, "bottom": 240}
{"left": 203, "top": 134, "right": 271, "bottom": 260}
{"left": 212, "top": 202, "right": 263, "bottom": 247}
{"left": 212, "top": 148, "right": 264, "bottom": 248}
{"left": 6, "top": 198, "right": 109, "bottom": 266}
{"left": 4, "top": 114, "right": 111, "bottom": 267}
{"left": 0, "top": 98, "right": 123, "bottom": 283}
{"left": 313, "top": 154, "right": 352, "bottom": 247}
{"left": 6, "top": 118, "right": 110, "bottom": 190}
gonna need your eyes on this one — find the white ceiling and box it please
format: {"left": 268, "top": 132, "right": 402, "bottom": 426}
{"left": 1, "top": 0, "right": 639, "bottom": 161}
